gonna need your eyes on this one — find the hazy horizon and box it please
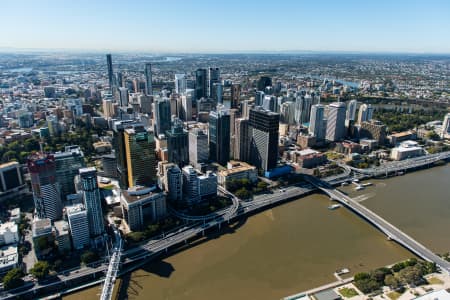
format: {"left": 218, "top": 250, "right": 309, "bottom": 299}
{"left": 2, "top": 0, "right": 450, "bottom": 54}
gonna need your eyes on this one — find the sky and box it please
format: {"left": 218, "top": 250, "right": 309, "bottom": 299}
{"left": 2, "top": 0, "right": 450, "bottom": 53}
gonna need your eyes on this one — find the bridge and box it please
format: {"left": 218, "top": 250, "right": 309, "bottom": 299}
{"left": 100, "top": 227, "right": 123, "bottom": 300}
{"left": 347, "top": 151, "right": 450, "bottom": 177}
{"left": 304, "top": 175, "right": 450, "bottom": 274}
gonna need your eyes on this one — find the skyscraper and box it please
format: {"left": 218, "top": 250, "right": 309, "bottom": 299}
{"left": 326, "top": 102, "right": 347, "bottom": 142}
{"left": 346, "top": 99, "right": 358, "bottom": 122}
{"left": 294, "top": 94, "right": 312, "bottom": 125}
{"left": 144, "top": 63, "right": 153, "bottom": 96}
{"left": 118, "top": 87, "right": 129, "bottom": 107}
{"left": 166, "top": 118, "right": 189, "bottom": 167}
{"left": 442, "top": 113, "right": 450, "bottom": 138}
{"left": 248, "top": 107, "right": 280, "bottom": 172}
{"left": 357, "top": 104, "right": 373, "bottom": 124}
{"left": 66, "top": 204, "right": 90, "bottom": 250}
{"left": 231, "top": 83, "right": 241, "bottom": 109}
{"left": 154, "top": 98, "right": 172, "bottom": 137}
{"left": 208, "top": 67, "right": 220, "bottom": 98}
{"left": 165, "top": 164, "right": 183, "bottom": 205}
{"left": 309, "top": 104, "right": 326, "bottom": 141}
{"left": 175, "top": 74, "right": 187, "bottom": 94}
{"left": 209, "top": 109, "right": 231, "bottom": 166}
{"left": 106, "top": 54, "right": 114, "bottom": 91}
{"left": 257, "top": 76, "right": 272, "bottom": 92}
{"left": 180, "top": 89, "right": 194, "bottom": 121}
{"left": 54, "top": 146, "right": 86, "bottom": 197}
{"left": 28, "top": 154, "right": 63, "bottom": 221}
{"left": 255, "top": 91, "right": 264, "bottom": 106}
{"left": 124, "top": 125, "right": 157, "bottom": 187}
{"left": 195, "top": 68, "right": 207, "bottom": 100}
{"left": 188, "top": 128, "right": 209, "bottom": 169}
{"left": 79, "top": 167, "right": 104, "bottom": 237}
{"left": 113, "top": 120, "right": 136, "bottom": 188}
{"left": 234, "top": 118, "right": 251, "bottom": 162}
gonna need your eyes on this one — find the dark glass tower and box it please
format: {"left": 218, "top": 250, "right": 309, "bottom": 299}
{"left": 166, "top": 118, "right": 189, "bottom": 167}
{"left": 195, "top": 68, "right": 207, "bottom": 100}
{"left": 208, "top": 67, "right": 220, "bottom": 98}
{"left": 145, "top": 63, "right": 152, "bottom": 96}
{"left": 248, "top": 107, "right": 279, "bottom": 172}
{"left": 106, "top": 54, "right": 114, "bottom": 91}
{"left": 154, "top": 98, "right": 172, "bottom": 137}
{"left": 209, "top": 109, "right": 230, "bottom": 166}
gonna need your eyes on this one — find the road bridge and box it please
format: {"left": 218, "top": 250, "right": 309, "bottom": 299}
{"left": 305, "top": 175, "right": 450, "bottom": 274}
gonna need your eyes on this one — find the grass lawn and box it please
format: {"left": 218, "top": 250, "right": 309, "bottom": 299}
{"left": 387, "top": 291, "right": 403, "bottom": 300}
{"left": 426, "top": 276, "right": 444, "bottom": 285}
{"left": 338, "top": 287, "right": 359, "bottom": 298}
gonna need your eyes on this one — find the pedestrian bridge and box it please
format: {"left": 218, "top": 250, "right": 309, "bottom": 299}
{"left": 304, "top": 175, "right": 450, "bottom": 274}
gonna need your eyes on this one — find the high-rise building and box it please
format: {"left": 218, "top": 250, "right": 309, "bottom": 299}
{"left": 257, "top": 76, "right": 272, "bottom": 92}
{"left": 102, "top": 99, "right": 114, "bottom": 118}
{"left": 106, "top": 54, "right": 114, "bottom": 91}
{"left": 357, "top": 104, "right": 373, "bottom": 124}
{"left": 124, "top": 125, "right": 157, "bottom": 187}
{"left": 294, "top": 94, "right": 313, "bottom": 125}
{"left": 234, "top": 118, "right": 250, "bottom": 162}
{"left": 54, "top": 146, "right": 86, "bottom": 198}
{"left": 144, "top": 63, "right": 153, "bottom": 96}
{"left": 188, "top": 128, "right": 209, "bottom": 169}
{"left": 139, "top": 94, "right": 152, "bottom": 114}
{"left": 28, "top": 154, "right": 63, "bottom": 221}
{"left": 346, "top": 99, "right": 358, "bottom": 122}
{"left": 248, "top": 107, "right": 280, "bottom": 172}
{"left": 112, "top": 120, "right": 136, "bottom": 188}
{"left": 360, "top": 120, "right": 387, "bottom": 145}
{"left": 66, "top": 204, "right": 90, "bottom": 250}
{"left": 116, "top": 72, "right": 123, "bottom": 88}
{"left": 182, "top": 166, "right": 199, "bottom": 205}
{"left": 442, "top": 113, "right": 450, "bottom": 138}
{"left": 164, "top": 163, "right": 183, "bottom": 205}
{"left": 79, "top": 167, "right": 104, "bottom": 237}
{"left": 154, "top": 98, "right": 172, "bottom": 137}
{"left": 280, "top": 101, "right": 296, "bottom": 124}
{"left": 118, "top": 87, "right": 129, "bottom": 107}
{"left": 209, "top": 109, "right": 231, "bottom": 166}
{"left": 175, "top": 74, "right": 187, "bottom": 94}
{"left": 213, "top": 82, "right": 223, "bottom": 103}
{"left": 309, "top": 104, "right": 326, "bottom": 141}
{"left": 255, "top": 91, "right": 265, "bottom": 106}
{"left": 208, "top": 67, "right": 220, "bottom": 98}
{"left": 166, "top": 118, "right": 189, "bottom": 167}
{"left": 180, "top": 89, "right": 194, "bottom": 121}
{"left": 231, "top": 83, "right": 241, "bottom": 109}
{"left": 195, "top": 68, "right": 207, "bottom": 100}
{"left": 326, "top": 102, "right": 347, "bottom": 142}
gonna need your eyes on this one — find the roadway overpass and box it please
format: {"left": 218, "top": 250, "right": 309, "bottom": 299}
{"left": 304, "top": 175, "right": 450, "bottom": 274}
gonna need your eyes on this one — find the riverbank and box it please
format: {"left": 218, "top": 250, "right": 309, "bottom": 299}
{"left": 63, "top": 165, "right": 449, "bottom": 300}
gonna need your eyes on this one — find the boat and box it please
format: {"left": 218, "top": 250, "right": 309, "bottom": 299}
{"left": 328, "top": 204, "right": 341, "bottom": 210}
{"left": 361, "top": 182, "right": 373, "bottom": 187}
{"left": 336, "top": 268, "right": 350, "bottom": 275}
{"left": 355, "top": 186, "right": 365, "bottom": 191}
{"left": 341, "top": 182, "right": 349, "bottom": 186}
{"left": 352, "top": 178, "right": 360, "bottom": 183}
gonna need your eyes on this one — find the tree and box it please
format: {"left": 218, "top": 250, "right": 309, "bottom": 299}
{"left": 398, "top": 265, "right": 423, "bottom": 285}
{"left": 257, "top": 181, "right": 268, "bottom": 190}
{"left": 235, "top": 187, "right": 251, "bottom": 199}
{"left": 81, "top": 250, "right": 99, "bottom": 265}
{"left": 30, "top": 261, "right": 50, "bottom": 280}
{"left": 3, "top": 268, "right": 24, "bottom": 290}
{"left": 35, "top": 236, "right": 50, "bottom": 251}
{"left": 384, "top": 274, "right": 401, "bottom": 289}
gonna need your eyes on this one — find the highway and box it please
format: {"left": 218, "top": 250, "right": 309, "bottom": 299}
{"left": 2, "top": 152, "right": 448, "bottom": 299}
{"left": 305, "top": 175, "right": 450, "bottom": 275}
{"left": 346, "top": 151, "right": 450, "bottom": 177}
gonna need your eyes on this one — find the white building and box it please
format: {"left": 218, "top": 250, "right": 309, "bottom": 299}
{"left": 442, "top": 113, "right": 450, "bottom": 139}
{"left": 198, "top": 171, "right": 217, "bottom": 200}
{"left": 0, "top": 222, "right": 19, "bottom": 246}
{"left": 188, "top": 128, "right": 209, "bottom": 169}
{"left": 120, "top": 186, "right": 167, "bottom": 231}
{"left": 217, "top": 161, "right": 258, "bottom": 187}
{"left": 309, "top": 104, "right": 326, "bottom": 140}
{"left": 357, "top": 103, "right": 373, "bottom": 124}
{"left": 0, "top": 245, "right": 19, "bottom": 274}
{"left": 326, "top": 102, "right": 347, "bottom": 142}
{"left": 175, "top": 74, "right": 187, "bottom": 94}
{"left": 66, "top": 204, "right": 90, "bottom": 250}
{"left": 390, "top": 140, "right": 424, "bottom": 160}
{"left": 346, "top": 99, "right": 357, "bottom": 122}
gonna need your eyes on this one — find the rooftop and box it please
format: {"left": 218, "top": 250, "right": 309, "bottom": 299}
{"left": 0, "top": 245, "right": 18, "bottom": 270}
{"left": 122, "top": 185, "right": 161, "bottom": 204}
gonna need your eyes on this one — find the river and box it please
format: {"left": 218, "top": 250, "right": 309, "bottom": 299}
{"left": 65, "top": 165, "right": 449, "bottom": 300}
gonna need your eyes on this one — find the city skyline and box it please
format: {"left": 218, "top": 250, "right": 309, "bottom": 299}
{"left": 2, "top": 0, "right": 450, "bottom": 54}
